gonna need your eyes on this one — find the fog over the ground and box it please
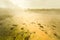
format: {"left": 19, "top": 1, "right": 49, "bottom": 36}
{"left": 0, "top": 0, "right": 60, "bottom": 40}
{"left": 0, "top": 8, "right": 60, "bottom": 40}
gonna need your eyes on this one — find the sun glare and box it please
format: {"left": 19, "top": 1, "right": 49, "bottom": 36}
{"left": 10, "top": 0, "right": 29, "bottom": 9}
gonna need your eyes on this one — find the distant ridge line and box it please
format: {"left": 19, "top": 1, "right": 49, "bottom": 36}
{"left": 26, "top": 9, "right": 60, "bottom": 11}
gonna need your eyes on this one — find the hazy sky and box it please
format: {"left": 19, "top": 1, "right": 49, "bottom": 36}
{"left": 0, "top": 0, "right": 60, "bottom": 9}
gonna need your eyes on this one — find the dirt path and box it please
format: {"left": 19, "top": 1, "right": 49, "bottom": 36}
{"left": 11, "top": 10, "right": 60, "bottom": 40}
